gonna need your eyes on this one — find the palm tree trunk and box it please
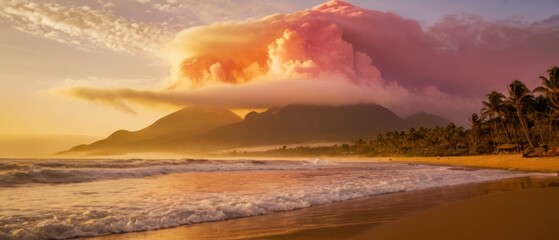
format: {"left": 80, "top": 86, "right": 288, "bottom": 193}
{"left": 488, "top": 124, "right": 496, "bottom": 147}
{"left": 499, "top": 119, "right": 512, "bottom": 143}
{"left": 516, "top": 111, "right": 535, "bottom": 148}
{"left": 487, "top": 116, "right": 498, "bottom": 147}
{"left": 510, "top": 123, "right": 520, "bottom": 147}
{"left": 492, "top": 120, "right": 501, "bottom": 145}
{"left": 550, "top": 111, "right": 558, "bottom": 141}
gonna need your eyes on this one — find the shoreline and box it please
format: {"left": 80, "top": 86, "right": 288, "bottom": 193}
{"left": 7, "top": 153, "right": 559, "bottom": 173}
{"left": 386, "top": 154, "right": 559, "bottom": 173}
{"left": 86, "top": 176, "right": 559, "bottom": 240}
{"left": 223, "top": 154, "right": 559, "bottom": 173}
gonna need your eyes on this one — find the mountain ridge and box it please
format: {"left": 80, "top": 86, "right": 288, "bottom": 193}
{"left": 59, "top": 104, "right": 450, "bottom": 156}
{"left": 59, "top": 107, "right": 242, "bottom": 156}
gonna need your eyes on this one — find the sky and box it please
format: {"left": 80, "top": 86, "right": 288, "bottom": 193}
{"left": 1, "top": 0, "right": 558, "bottom": 140}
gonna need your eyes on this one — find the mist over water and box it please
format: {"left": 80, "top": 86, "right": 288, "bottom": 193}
{"left": 0, "top": 159, "right": 549, "bottom": 239}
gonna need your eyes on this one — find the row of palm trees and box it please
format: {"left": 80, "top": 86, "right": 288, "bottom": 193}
{"left": 228, "top": 123, "right": 470, "bottom": 157}
{"left": 365, "top": 66, "right": 559, "bottom": 156}
{"left": 470, "top": 66, "right": 559, "bottom": 153}
{"left": 237, "top": 123, "right": 470, "bottom": 157}
{"left": 363, "top": 124, "right": 468, "bottom": 156}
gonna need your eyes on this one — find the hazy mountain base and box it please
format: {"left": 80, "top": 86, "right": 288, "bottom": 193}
{"left": 57, "top": 107, "right": 244, "bottom": 156}
{"left": 222, "top": 123, "right": 474, "bottom": 158}
{"left": 224, "top": 123, "right": 559, "bottom": 158}
{"left": 58, "top": 104, "right": 450, "bottom": 157}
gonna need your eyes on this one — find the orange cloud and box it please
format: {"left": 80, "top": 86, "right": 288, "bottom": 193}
{"left": 62, "top": 0, "right": 559, "bottom": 123}
{"left": 166, "top": 1, "right": 385, "bottom": 88}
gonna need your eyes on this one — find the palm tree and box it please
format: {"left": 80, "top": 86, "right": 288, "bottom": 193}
{"left": 481, "top": 91, "right": 506, "bottom": 145}
{"left": 507, "top": 80, "right": 536, "bottom": 148}
{"left": 408, "top": 128, "right": 421, "bottom": 154}
{"left": 468, "top": 113, "right": 482, "bottom": 142}
{"left": 535, "top": 66, "right": 559, "bottom": 108}
{"left": 500, "top": 102, "right": 520, "bottom": 144}
{"left": 529, "top": 96, "right": 551, "bottom": 144}
{"left": 535, "top": 66, "right": 559, "bottom": 140}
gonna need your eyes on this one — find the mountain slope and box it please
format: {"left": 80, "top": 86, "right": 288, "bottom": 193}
{"left": 403, "top": 111, "right": 450, "bottom": 129}
{"left": 59, "top": 107, "right": 242, "bottom": 156}
{"left": 193, "top": 104, "right": 406, "bottom": 148}
{"left": 60, "top": 104, "right": 450, "bottom": 156}
{"left": 180, "top": 104, "right": 450, "bottom": 149}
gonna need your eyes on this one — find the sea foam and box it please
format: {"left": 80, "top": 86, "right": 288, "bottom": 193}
{"left": 0, "top": 159, "right": 551, "bottom": 240}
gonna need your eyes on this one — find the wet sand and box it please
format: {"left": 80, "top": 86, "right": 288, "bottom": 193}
{"left": 87, "top": 176, "right": 559, "bottom": 240}
{"left": 351, "top": 186, "right": 559, "bottom": 240}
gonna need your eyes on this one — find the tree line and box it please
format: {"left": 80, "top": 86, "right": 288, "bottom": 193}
{"left": 469, "top": 66, "right": 559, "bottom": 155}
{"left": 229, "top": 66, "right": 558, "bottom": 157}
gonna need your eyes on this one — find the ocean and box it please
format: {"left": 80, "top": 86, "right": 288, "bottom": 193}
{"left": 0, "top": 158, "right": 549, "bottom": 239}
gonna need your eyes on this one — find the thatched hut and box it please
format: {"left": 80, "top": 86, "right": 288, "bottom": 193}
{"left": 496, "top": 143, "right": 518, "bottom": 154}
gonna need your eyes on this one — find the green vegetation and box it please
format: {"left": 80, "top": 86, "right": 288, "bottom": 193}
{"left": 229, "top": 67, "right": 559, "bottom": 157}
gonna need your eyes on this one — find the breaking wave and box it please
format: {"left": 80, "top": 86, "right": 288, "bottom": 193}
{"left": 0, "top": 159, "right": 327, "bottom": 186}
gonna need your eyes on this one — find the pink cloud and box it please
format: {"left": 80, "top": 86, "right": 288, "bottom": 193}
{"left": 166, "top": 1, "right": 386, "bottom": 88}
{"left": 65, "top": 0, "right": 559, "bottom": 123}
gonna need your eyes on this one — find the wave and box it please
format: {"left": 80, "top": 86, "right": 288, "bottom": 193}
{"left": 0, "top": 160, "right": 552, "bottom": 240}
{"left": 0, "top": 163, "right": 30, "bottom": 171}
{"left": 0, "top": 159, "right": 330, "bottom": 187}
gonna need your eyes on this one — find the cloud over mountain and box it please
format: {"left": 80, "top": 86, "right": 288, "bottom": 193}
{"left": 61, "top": 0, "right": 559, "bottom": 122}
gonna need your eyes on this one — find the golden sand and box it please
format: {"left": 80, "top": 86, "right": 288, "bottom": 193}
{"left": 344, "top": 154, "right": 559, "bottom": 240}
{"left": 370, "top": 154, "right": 559, "bottom": 173}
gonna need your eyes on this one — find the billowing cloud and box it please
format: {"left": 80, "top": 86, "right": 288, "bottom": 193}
{"left": 166, "top": 9, "right": 385, "bottom": 88}
{"left": 0, "top": 0, "right": 172, "bottom": 55}
{"left": 61, "top": 0, "right": 559, "bottom": 122}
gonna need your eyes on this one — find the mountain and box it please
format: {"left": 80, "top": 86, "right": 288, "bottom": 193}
{"left": 60, "top": 104, "right": 450, "bottom": 156}
{"left": 190, "top": 104, "right": 450, "bottom": 149}
{"left": 59, "top": 107, "right": 242, "bottom": 156}
{"left": 403, "top": 111, "right": 450, "bottom": 129}
{"left": 194, "top": 104, "right": 400, "bottom": 147}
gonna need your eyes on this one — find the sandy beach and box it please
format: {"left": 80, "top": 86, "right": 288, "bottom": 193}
{"left": 348, "top": 154, "right": 559, "bottom": 240}
{"left": 351, "top": 186, "right": 559, "bottom": 240}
